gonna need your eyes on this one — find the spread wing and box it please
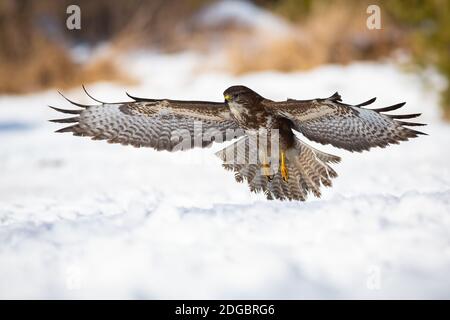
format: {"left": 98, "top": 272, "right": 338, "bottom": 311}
{"left": 264, "top": 93, "right": 427, "bottom": 152}
{"left": 50, "top": 89, "right": 243, "bottom": 151}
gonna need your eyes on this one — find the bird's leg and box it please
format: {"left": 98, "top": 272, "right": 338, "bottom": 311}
{"left": 280, "top": 150, "right": 288, "bottom": 182}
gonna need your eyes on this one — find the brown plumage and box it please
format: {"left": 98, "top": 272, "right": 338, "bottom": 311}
{"left": 50, "top": 85, "right": 426, "bottom": 201}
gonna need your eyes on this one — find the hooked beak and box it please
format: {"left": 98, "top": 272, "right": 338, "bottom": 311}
{"left": 224, "top": 94, "right": 232, "bottom": 102}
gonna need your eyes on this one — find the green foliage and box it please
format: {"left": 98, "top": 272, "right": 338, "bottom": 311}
{"left": 384, "top": 0, "right": 450, "bottom": 118}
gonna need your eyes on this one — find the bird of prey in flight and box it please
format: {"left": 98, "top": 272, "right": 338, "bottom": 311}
{"left": 50, "top": 85, "right": 426, "bottom": 201}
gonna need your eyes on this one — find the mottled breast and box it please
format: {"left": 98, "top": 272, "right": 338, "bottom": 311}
{"left": 228, "top": 101, "right": 274, "bottom": 130}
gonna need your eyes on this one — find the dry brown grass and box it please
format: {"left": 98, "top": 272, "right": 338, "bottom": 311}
{"left": 0, "top": 44, "right": 134, "bottom": 94}
{"left": 226, "top": 34, "right": 324, "bottom": 74}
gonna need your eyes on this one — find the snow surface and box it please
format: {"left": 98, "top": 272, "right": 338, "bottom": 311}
{"left": 0, "top": 52, "right": 449, "bottom": 299}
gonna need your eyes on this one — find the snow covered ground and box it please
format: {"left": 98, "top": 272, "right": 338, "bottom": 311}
{"left": 0, "top": 52, "right": 449, "bottom": 299}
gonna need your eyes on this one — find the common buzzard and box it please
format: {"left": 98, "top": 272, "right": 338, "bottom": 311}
{"left": 50, "top": 85, "right": 426, "bottom": 201}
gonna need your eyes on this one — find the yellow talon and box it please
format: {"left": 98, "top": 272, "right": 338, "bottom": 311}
{"left": 261, "top": 163, "right": 271, "bottom": 177}
{"left": 280, "top": 151, "right": 288, "bottom": 181}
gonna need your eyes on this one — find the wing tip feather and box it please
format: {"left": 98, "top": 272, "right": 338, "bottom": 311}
{"left": 49, "top": 117, "right": 80, "bottom": 123}
{"left": 49, "top": 105, "right": 82, "bottom": 115}
{"left": 55, "top": 125, "right": 79, "bottom": 133}
{"left": 82, "top": 85, "right": 109, "bottom": 104}
{"left": 356, "top": 97, "right": 377, "bottom": 107}
{"left": 58, "top": 90, "right": 93, "bottom": 108}
{"left": 372, "top": 102, "right": 406, "bottom": 112}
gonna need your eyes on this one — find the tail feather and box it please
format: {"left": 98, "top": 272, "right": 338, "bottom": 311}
{"left": 287, "top": 164, "right": 307, "bottom": 201}
{"left": 299, "top": 162, "right": 322, "bottom": 197}
{"left": 269, "top": 173, "right": 289, "bottom": 200}
{"left": 216, "top": 136, "right": 340, "bottom": 201}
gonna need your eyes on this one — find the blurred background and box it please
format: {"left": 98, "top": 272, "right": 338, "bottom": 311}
{"left": 1, "top": 0, "right": 450, "bottom": 299}
{"left": 1, "top": 0, "right": 449, "bottom": 118}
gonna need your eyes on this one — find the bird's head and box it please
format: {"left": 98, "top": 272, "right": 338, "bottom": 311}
{"left": 223, "top": 85, "right": 263, "bottom": 106}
